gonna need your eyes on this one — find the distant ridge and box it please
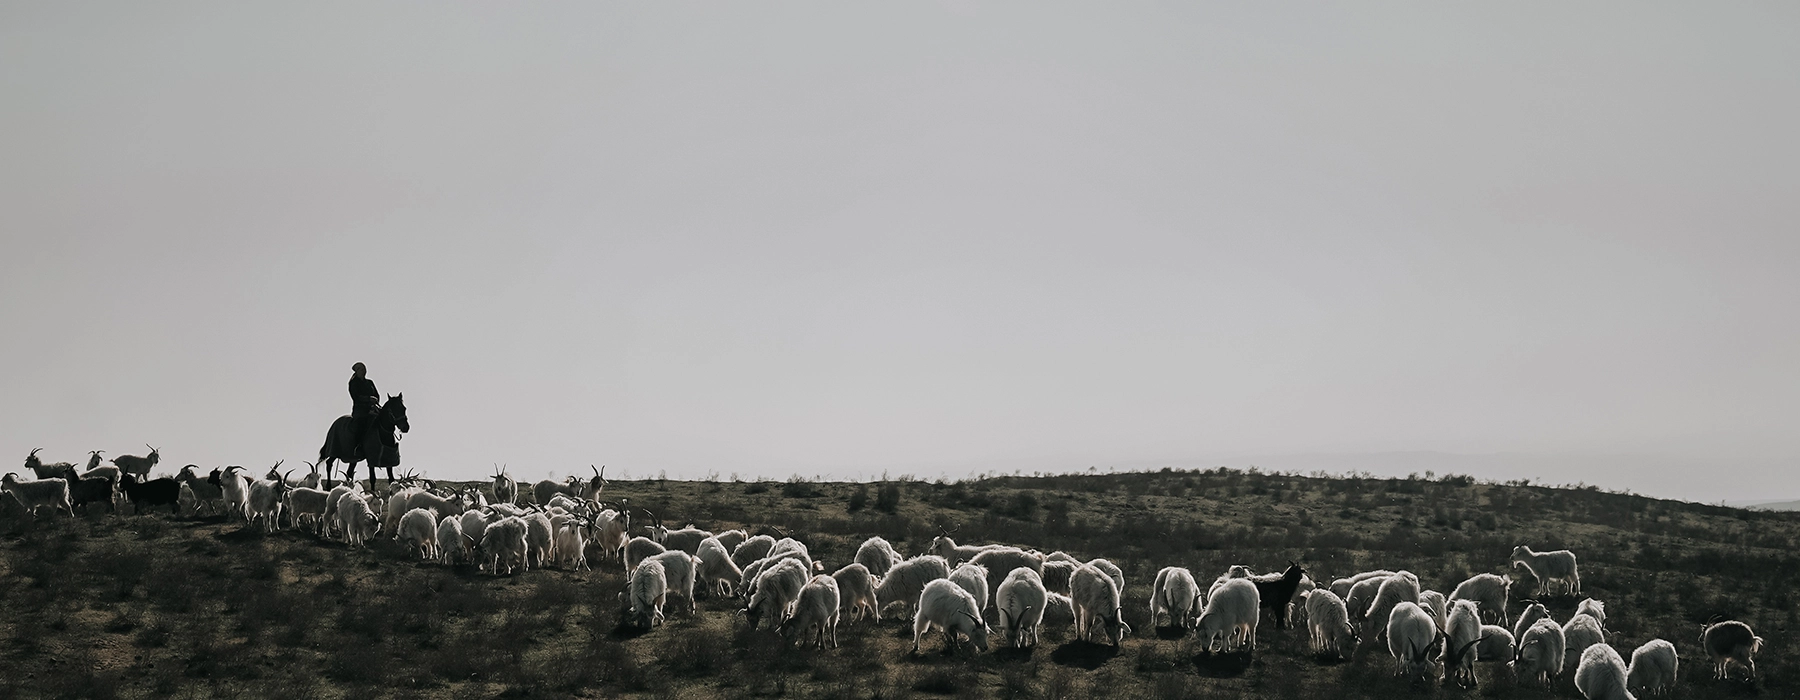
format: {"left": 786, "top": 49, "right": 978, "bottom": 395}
{"left": 1747, "top": 500, "right": 1800, "bottom": 511}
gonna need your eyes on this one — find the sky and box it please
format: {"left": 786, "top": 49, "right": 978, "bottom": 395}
{"left": 2, "top": 3, "right": 1796, "bottom": 503}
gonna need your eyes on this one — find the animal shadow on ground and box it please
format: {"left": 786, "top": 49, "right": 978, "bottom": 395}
{"left": 610, "top": 621, "right": 654, "bottom": 640}
{"left": 214, "top": 526, "right": 269, "bottom": 543}
{"left": 1153, "top": 625, "right": 1189, "bottom": 640}
{"left": 1050, "top": 641, "right": 1120, "bottom": 669}
{"left": 1192, "top": 650, "right": 1253, "bottom": 677}
{"left": 990, "top": 645, "right": 1036, "bottom": 662}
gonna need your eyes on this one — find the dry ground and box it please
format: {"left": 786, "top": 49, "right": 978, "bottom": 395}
{"left": 0, "top": 468, "right": 1792, "bottom": 699}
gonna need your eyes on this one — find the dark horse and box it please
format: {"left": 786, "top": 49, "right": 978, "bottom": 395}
{"left": 318, "top": 393, "right": 410, "bottom": 489}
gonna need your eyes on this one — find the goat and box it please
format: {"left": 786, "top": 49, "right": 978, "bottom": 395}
{"left": 779, "top": 575, "right": 841, "bottom": 649}
{"left": 1251, "top": 561, "right": 1308, "bottom": 629}
{"left": 1387, "top": 602, "right": 1442, "bottom": 682}
{"left": 874, "top": 555, "right": 951, "bottom": 621}
{"left": 714, "top": 529, "right": 748, "bottom": 553}
{"left": 217, "top": 466, "right": 252, "bottom": 519}
{"left": 24, "top": 448, "right": 76, "bottom": 480}
{"left": 111, "top": 445, "right": 162, "bottom": 478}
{"left": 1476, "top": 625, "right": 1515, "bottom": 669}
{"left": 697, "top": 537, "right": 743, "bottom": 597}
{"left": 118, "top": 473, "right": 178, "bottom": 515}
{"left": 491, "top": 465, "right": 517, "bottom": 504}
{"left": 1443, "top": 599, "right": 1485, "bottom": 688}
{"left": 283, "top": 486, "right": 333, "bottom": 534}
{"left": 1563, "top": 611, "right": 1607, "bottom": 673}
{"left": 1575, "top": 644, "right": 1635, "bottom": 700}
{"left": 1700, "top": 619, "right": 1762, "bottom": 681}
{"left": 1365, "top": 570, "right": 1421, "bottom": 643}
{"left": 912, "top": 579, "right": 989, "bottom": 654}
{"left": 1039, "top": 560, "right": 1077, "bottom": 596}
{"left": 625, "top": 558, "right": 667, "bottom": 629}
{"left": 969, "top": 548, "right": 1046, "bottom": 611}
{"left": 744, "top": 557, "right": 810, "bottom": 631}
{"left": 175, "top": 465, "right": 225, "bottom": 516}
{"left": 855, "top": 536, "right": 903, "bottom": 576}
{"left": 1071, "top": 563, "right": 1131, "bottom": 647}
{"left": 625, "top": 536, "right": 667, "bottom": 573}
{"left": 479, "top": 516, "right": 530, "bottom": 574}
{"left": 1626, "top": 639, "right": 1677, "bottom": 697}
{"left": 949, "top": 562, "right": 990, "bottom": 612}
{"left": 1305, "top": 589, "right": 1358, "bottom": 659}
{"left": 395, "top": 507, "right": 440, "bottom": 560}
{"left": 524, "top": 510, "right": 555, "bottom": 570}
{"left": 1346, "top": 574, "right": 1390, "bottom": 622}
{"left": 1510, "top": 545, "right": 1581, "bottom": 597}
{"left": 245, "top": 466, "right": 291, "bottom": 533}
{"left": 1150, "top": 566, "right": 1201, "bottom": 629}
{"left": 1331, "top": 569, "right": 1396, "bottom": 599}
{"left": 996, "top": 567, "right": 1047, "bottom": 648}
{"left": 1198, "top": 577, "right": 1259, "bottom": 653}
{"left": 731, "top": 535, "right": 777, "bottom": 569}
{"left": 337, "top": 492, "right": 381, "bottom": 548}
{"left": 532, "top": 464, "right": 605, "bottom": 505}
{"left": 438, "top": 515, "right": 474, "bottom": 565}
{"left": 927, "top": 533, "right": 1004, "bottom": 566}
{"left": 1517, "top": 618, "right": 1567, "bottom": 688}
{"left": 2, "top": 472, "right": 74, "bottom": 517}
{"left": 1513, "top": 601, "right": 1550, "bottom": 646}
{"left": 1451, "top": 573, "right": 1511, "bottom": 626}
{"left": 643, "top": 550, "right": 698, "bottom": 615}
{"left": 1418, "top": 590, "right": 1449, "bottom": 632}
{"left": 831, "top": 563, "right": 880, "bottom": 623}
{"left": 56, "top": 466, "right": 116, "bottom": 514}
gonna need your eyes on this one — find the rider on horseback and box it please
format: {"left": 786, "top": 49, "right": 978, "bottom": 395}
{"left": 349, "top": 362, "right": 380, "bottom": 446}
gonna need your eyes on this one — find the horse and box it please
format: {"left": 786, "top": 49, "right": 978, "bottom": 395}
{"left": 318, "top": 393, "right": 410, "bottom": 490}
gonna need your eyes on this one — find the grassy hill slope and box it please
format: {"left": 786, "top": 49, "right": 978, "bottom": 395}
{"left": 0, "top": 468, "right": 1792, "bottom": 699}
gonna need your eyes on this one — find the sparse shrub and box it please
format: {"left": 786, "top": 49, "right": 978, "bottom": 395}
{"left": 876, "top": 482, "right": 902, "bottom": 513}
{"left": 848, "top": 484, "right": 869, "bottom": 512}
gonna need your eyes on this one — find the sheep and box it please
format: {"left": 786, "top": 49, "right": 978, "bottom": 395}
{"left": 697, "top": 536, "right": 744, "bottom": 597}
{"left": 118, "top": 473, "right": 179, "bottom": 515}
{"left": 1626, "top": 639, "right": 1677, "bottom": 696}
{"left": 1477, "top": 625, "right": 1515, "bottom": 668}
{"left": 491, "top": 465, "right": 517, "bottom": 504}
{"left": 437, "top": 515, "right": 473, "bottom": 564}
{"left": 1346, "top": 574, "right": 1390, "bottom": 622}
{"left": 968, "top": 548, "right": 1047, "bottom": 609}
{"left": 855, "top": 536, "right": 903, "bottom": 576}
{"left": 927, "top": 534, "right": 1004, "bottom": 566}
{"left": 779, "top": 575, "right": 841, "bottom": 649}
{"left": 337, "top": 493, "right": 382, "bottom": 548}
{"left": 111, "top": 445, "right": 162, "bottom": 478}
{"left": 996, "top": 567, "right": 1047, "bottom": 648}
{"left": 1418, "top": 590, "right": 1449, "bottom": 632}
{"left": 1387, "top": 602, "right": 1441, "bottom": 682}
{"left": 1451, "top": 573, "right": 1512, "bottom": 626}
{"left": 832, "top": 563, "right": 880, "bottom": 623}
{"left": 1305, "top": 589, "right": 1358, "bottom": 659}
{"left": 744, "top": 557, "right": 810, "bottom": 630}
{"left": 874, "top": 555, "right": 951, "bottom": 621}
{"left": 1563, "top": 611, "right": 1607, "bottom": 672}
{"left": 625, "top": 558, "right": 668, "bottom": 629}
{"left": 283, "top": 486, "right": 333, "bottom": 534}
{"left": 1365, "top": 571, "right": 1421, "bottom": 642}
{"left": 1251, "top": 562, "right": 1308, "bottom": 629}
{"left": 1517, "top": 618, "right": 1567, "bottom": 688}
{"left": 912, "top": 578, "right": 990, "bottom": 654}
{"left": 2, "top": 472, "right": 74, "bottom": 517}
{"left": 524, "top": 510, "right": 555, "bottom": 569}
{"left": 24, "top": 448, "right": 76, "bottom": 480}
{"left": 1198, "top": 578, "right": 1259, "bottom": 653}
{"left": 480, "top": 516, "right": 530, "bottom": 574}
{"left": 56, "top": 466, "right": 116, "bottom": 514}
{"left": 396, "top": 507, "right": 440, "bottom": 560}
{"left": 555, "top": 523, "right": 589, "bottom": 571}
{"left": 949, "top": 562, "right": 990, "bottom": 612}
{"left": 1150, "top": 566, "right": 1201, "bottom": 629}
{"left": 714, "top": 529, "right": 748, "bottom": 553}
{"left": 1510, "top": 545, "right": 1581, "bottom": 597}
{"left": 1040, "top": 560, "right": 1078, "bottom": 596}
{"left": 1700, "top": 619, "right": 1763, "bottom": 681}
{"left": 660, "top": 525, "right": 713, "bottom": 555}
{"left": 731, "top": 535, "right": 776, "bottom": 569}
{"left": 1514, "top": 601, "right": 1550, "bottom": 646}
{"left": 1575, "top": 644, "right": 1635, "bottom": 700}
{"left": 1444, "top": 599, "right": 1485, "bottom": 688}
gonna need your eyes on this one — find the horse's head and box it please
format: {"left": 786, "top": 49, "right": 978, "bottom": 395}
{"left": 386, "top": 393, "right": 410, "bottom": 433}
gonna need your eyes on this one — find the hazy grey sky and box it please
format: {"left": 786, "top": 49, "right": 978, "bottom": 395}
{"left": 3, "top": 3, "right": 1795, "bottom": 502}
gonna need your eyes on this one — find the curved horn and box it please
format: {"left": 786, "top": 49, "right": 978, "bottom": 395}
{"left": 957, "top": 610, "right": 982, "bottom": 626}
{"left": 283, "top": 469, "right": 295, "bottom": 484}
{"left": 29, "top": 447, "right": 42, "bottom": 457}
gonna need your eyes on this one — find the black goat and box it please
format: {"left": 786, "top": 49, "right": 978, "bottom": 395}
{"left": 1252, "top": 561, "right": 1308, "bottom": 629}
{"left": 120, "top": 473, "right": 181, "bottom": 514}
{"left": 58, "top": 466, "right": 116, "bottom": 514}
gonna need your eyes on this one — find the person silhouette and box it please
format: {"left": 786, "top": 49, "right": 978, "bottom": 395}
{"left": 349, "top": 362, "right": 379, "bottom": 445}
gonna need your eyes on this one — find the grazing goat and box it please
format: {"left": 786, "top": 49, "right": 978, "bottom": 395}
{"left": 438, "top": 515, "right": 473, "bottom": 564}
{"left": 874, "top": 555, "right": 950, "bottom": 621}
{"left": 1387, "top": 602, "right": 1441, "bottom": 682}
{"left": 1365, "top": 571, "right": 1421, "bottom": 642}
{"left": 1418, "top": 590, "right": 1448, "bottom": 632}
{"left": 996, "top": 567, "right": 1047, "bottom": 648}
{"left": 1305, "top": 589, "right": 1358, "bottom": 659}
{"left": 1510, "top": 545, "right": 1581, "bottom": 597}
{"left": 831, "top": 563, "right": 879, "bottom": 623}
{"left": 697, "top": 536, "right": 743, "bottom": 596}
{"left": 1071, "top": 564, "right": 1131, "bottom": 647}
{"left": 1563, "top": 611, "right": 1607, "bottom": 673}
{"left": 745, "top": 557, "right": 810, "bottom": 631}
{"left": 1198, "top": 578, "right": 1259, "bottom": 654}
{"left": 1331, "top": 569, "right": 1395, "bottom": 599}
{"left": 1700, "top": 619, "right": 1762, "bottom": 681}
{"left": 968, "top": 548, "right": 1046, "bottom": 610}
{"left": 714, "top": 529, "right": 748, "bottom": 553}
{"left": 855, "top": 536, "right": 903, "bottom": 576}
{"left": 1626, "top": 639, "right": 1677, "bottom": 697}
{"left": 395, "top": 507, "right": 440, "bottom": 560}
{"left": 928, "top": 534, "right": 1004, "bottom": 566}
{"left": 731, "top": 535, "right": 776, "bottom": 569}
{"left": 1517, "top": 618, "right": 1567, "bottom": 688}
{"left": 912, "top": 579, "right": 989, "bottom": 654}
{"left": 660, "top": 525, "right": 713, "bottom": 555}
{"left": 1444, "top": 599, "right": 1484, "bottom": 688}
{"left": 1514, "top": 602, "right": 1550, "bottom": 646}
{"left": 3, "top": 472, "right": 74, "bottom": 517}
{"left": 337, "top": 493, "right": 381, "bottom": 548}
{"left": 949, "top": 562, "right": 990, "bottom": 612}
{"left": 480, "top": 516, "right": 530, "bottom": 574}
{"left": 779, "top": 575, "right": 841, "bottom": 649}
{"left": 1451, "top": 573, "right": 1512, "bottom": 626}
{"left": 643, "top": 550, "right": 698, "bottom": 615}
{"left": 1476, "top": 625, "right": 1515, "bottom": 669}
{"left": 1575, "top": 644, "right": 1635, "bottom": 700}
{"left": 1150, "top": 566, "right": 1201, "bottom": 629}
{"left": 626, "top": 559, "right": 668, "bottom": 629}
{"left": 1251, "top": 562, "right": 1308, "bottom": 629}
{"left": 1346, "top": 574, "right": 1390, "bottom": 622}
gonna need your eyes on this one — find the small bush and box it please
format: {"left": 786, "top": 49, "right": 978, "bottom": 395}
{"left": 875, "top": 483, "right": 902, "bottom": 513}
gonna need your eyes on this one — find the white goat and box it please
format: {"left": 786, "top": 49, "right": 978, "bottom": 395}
{"left": 1626, "top": 639, "right": 1677, "bottom": 697}
{"left": 337, "top": 493, "right": 381, "bottom": 548}
{"left": 643, "top": 550, "right": 698, "bottom": 615}
{"left": 949, "top": 562, "right": 990, "bottom": 612}
{"left": 855, "top": 536, "right": 903, "bottom": 576}
{"left": 1575, "top": 644, "right": 1635, "bottom": 700}
{"left": 1418, "top": 590, "right": 1449, "bottom": 632}
{"left": 1365, "top": 570, "right": 1421, "bottom": 642}
{"left": 480, "top": 516, "right": 530, "bottom": 575}
{"left": 1040, "top": 560, "right": 1078, "bottom": 596}
{"left": 1346, "top": 574, "right": 1390, "bottom": 622}
{"left": 395, "top": 507, "right": 440, "bottom": 560}
{"left": 1563, "top": 611, "right": 1607, "bottom": 672}
{"left": 927, "top": 535, "right": 1003, "bottom": 566}
{"left": 996, "top": 567, "right": 1047, "bottom": 648}
{"left": 284, "top": 486, "right": 332, "bottom": 534}
{"left": 625, "top": 534, "right": 667, "bottom": 572}
{"left": 1070, "top": 563, "right": 1131, "bottom": 647}
{"left": 1510, "top": 545, "right": 1581, "bottom": 597}
{"left": 745, "top": 557, "right": 810, "bottom": 631}
{"left": 1305, "top": 589, "right": 1358, "bottom": 659}
{"left": 1477, "top": 625, "right": 1515, "bottom": 668}
{"left": 714, "top": 529, "right": 748, "bottom": 554}
{"left": 968, "top": 548, "right": 1046, "bottom": 607}
{"left": 625, "top": 559, "right": 667, "bottom": 629}
{"left": 1198, "top": 578, "right": 1260, "bottom": 653}
{"left": 1451, "top": 573, "right": 1512, "bottom": 626}
{"left": 697, "top": 536, "right": 743, "bottom": 597}
{"left": 555, "top": 523, "right": 589, "bottom": 571}
{"left": 660, "top": 525, "right": 713, "bottom": 555}
{"left": 245, "top": 472, "right": 289, "bottom": 533}
{"left": 1443, "top": 599, "right": 1484, "bottom": 688}
{"left": 437, "top": 515, "right": 473, "bottom": 564}
{"left": 832, "top": 563, "right": 880, "bottom": 623}
{"left": 1517, "top": 618, "right": 1567, "bottom": 688}
{"left": 912, "top": 578, "right": 990, "bottom": 654}
{"left": 218, "top": 466, "right": 252, "bottom": 520}
{"left": 1387, "top": 602, "right": 1440, "bottom": 681}
{"left": 1150, "top": 566, "right": 1202, "bottom": 629}
{"left": 1514, "top": 602, "right": 1550, "bottom": 646}
{"left": 731, "top": 535, "right": 776, "bottom": 569}
{"left": 779, "top": 575, "right": 841, "bottom": 649}
{"left": 1330, "top": 569, "right": 1395, "bottom": 599}
{"left": 873, "top": 555, "right": 950, "bottom": 621}
{"left": 1, "top": 473, "right": 73, "bottom": 517}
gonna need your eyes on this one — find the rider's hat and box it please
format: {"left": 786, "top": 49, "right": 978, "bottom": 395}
{"left": 352, "top": 362, "right": 366, "bottom": 373}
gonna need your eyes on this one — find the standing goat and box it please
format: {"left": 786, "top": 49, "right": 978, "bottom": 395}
{"left": 112, "top": 445, "right": 162, "bottom": 478}
{"left": 1575, "top": 644, "right": 1635, "bottom": 700}
{"left": 912, "top": 579, "right": 989, "bottom": 654}
{"left": 1070, "top": 563, "right": 1131, "bottom": 647}
{"left": 1510, "top": 545, "right": 1581, "bottom": 597}
{"left": 1150, "top": 566, "right": 1201, "bottom": 629}
{"left": 2, "top": 472, "right": 74, "bottom": 517}
{"left": 1700, "top": 619, "right": 1762, "bottom": 681}
{"left": 779, "top": 575, "right": 841, "bottom": 649}
{"left": 119, "top": 473, "right": 179, "bottom": 515}
{"left": 24, "top": 448, "right": 75, "bottom": 480}
{"left": 996, "top": 567, "right": 1047, "bottom": 648}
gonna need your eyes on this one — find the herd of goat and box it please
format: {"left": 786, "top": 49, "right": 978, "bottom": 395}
{"left": 1, "top": 449, "right": 1772, "bottom": 698}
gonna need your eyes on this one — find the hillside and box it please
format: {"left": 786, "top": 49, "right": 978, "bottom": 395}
{"left": 0, "top": 468, "right": 1791, "bottom": 699}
